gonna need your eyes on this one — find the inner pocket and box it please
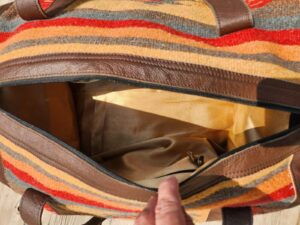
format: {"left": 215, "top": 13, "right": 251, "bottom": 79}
{"left": 0, "top": 80, "right": 292, "bottom": 188}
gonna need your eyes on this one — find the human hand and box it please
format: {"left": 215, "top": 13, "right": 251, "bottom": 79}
{"left": 134, "top": 177, "right": 195, "bottom": 225}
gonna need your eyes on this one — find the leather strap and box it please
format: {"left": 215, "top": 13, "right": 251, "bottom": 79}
{"left": 19, "top": 189, "right": 50, "bottom": 225}
{"left": 15, "top": 0, "right": 47, "bottom": 20}
{"left": 222, "top": 207, "right": 253, "bottom": 225}
{"left": 15, "top": 0, "right": 75, "bottom": 20}
{"left": 83, "top": 217, "right": 105, "bottom": 225}
{"left": 205, "top": 0, "right": 253, "bottom": 35}
{"left": 14, "top": 0, "right": 253, "bottom": 35}
{"left": 19, "top": 188, "right": 105, "bottom": 225}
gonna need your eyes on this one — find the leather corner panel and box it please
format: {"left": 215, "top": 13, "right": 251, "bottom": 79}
{"left": 205, "top": 0, "right": 253, "bottom": 35}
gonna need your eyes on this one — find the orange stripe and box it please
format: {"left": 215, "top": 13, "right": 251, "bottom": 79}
{"left": 1, "top": 26, "right": 299, "bottom": 61}
{"left": 1, "top": 150, "right": 142, "bottom": 211}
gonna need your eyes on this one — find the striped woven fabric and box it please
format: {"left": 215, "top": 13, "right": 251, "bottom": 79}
{"left": 0, "top": 0, "right": 299, "bottom": 81}
{"left": 0, "top": 131, "right": 296, "bottom": 223}
{"left": 0, "top": 0, "right": 299, "bottom": 223}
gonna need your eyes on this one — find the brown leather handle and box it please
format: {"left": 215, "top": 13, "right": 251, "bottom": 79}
{"left": 19, "top": 188, "right": 105, "bottom": 225}
{"left": 15, "top": 0, "right": 253, "bottom": 35}
{"left": 15, "top": 0, "right": 76, "bottom": 20}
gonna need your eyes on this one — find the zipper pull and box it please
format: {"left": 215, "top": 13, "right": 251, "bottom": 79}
{"left": 187, "top": 151, "right": 204, "bottom": 167}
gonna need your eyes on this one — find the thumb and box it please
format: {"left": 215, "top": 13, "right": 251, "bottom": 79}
{"left": 155, "top": 177, "right": 186, "bottom": 225}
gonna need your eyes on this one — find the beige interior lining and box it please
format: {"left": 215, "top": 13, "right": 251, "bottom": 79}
{"left": 0, "top": 81, "right": 291, "bottom": 188}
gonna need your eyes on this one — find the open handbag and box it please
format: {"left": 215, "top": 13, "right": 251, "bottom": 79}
{"left": 0, "top": 0, "right": 299, "bottom": 224}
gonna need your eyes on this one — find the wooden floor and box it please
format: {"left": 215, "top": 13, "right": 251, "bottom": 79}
{"left": 0, "top": 0, "right": 299, "bottom": 224}
{"left": 0, "top": 182, "right": 299, "bottom": 225}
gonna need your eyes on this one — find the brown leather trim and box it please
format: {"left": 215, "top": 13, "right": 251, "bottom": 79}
{"left": 222, "top": 207, "right": 253, "bottom": 225}
{"left": 19, "top": 188, "right": 50, "bottom": 225}
{"left": 205, "top": 0, "right": 253, "bottom": 35}
{"left": 181, "top": 127, "right": 300, "bottom": 197}
{"left": 291, "top": 151, "right": 300, "bottom": 204}
{"left": 1, "top": 54, "right": 300, "bottom": 111}
{"left": 0, "top": 111, "right": 154, "bottom": 201}
{"left": 15, "top": 0, "right": 47, "bottom": 20}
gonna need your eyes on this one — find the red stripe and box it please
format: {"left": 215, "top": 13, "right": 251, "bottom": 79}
{"left": 246, "top": 0, "right": 272, "bottom": 8}
{"left": 3, "top": 160, "right": 140, "bottom": 213}
{"left": 228, "top": 183, "right": 295, "bottom": 207}
{"left": 44, "top": 203, "right": 56, "bottom": 213}
{"left": 0, "top": 18, "right": 299, "bottom": 46}
{"left": 39, "top": 0, "right": 55, "bottom": 10}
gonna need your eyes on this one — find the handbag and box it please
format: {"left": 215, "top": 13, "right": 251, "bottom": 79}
{"left": 0, "top": 0, "right": 299, "bottom": 224}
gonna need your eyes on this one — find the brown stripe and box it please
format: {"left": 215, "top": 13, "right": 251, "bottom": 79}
{"left": 205, "top": 0, "right": 253, "bottom": 35}
{"left": 0, "top": 111, "right": 154, "bottom": 202}
{"left": 0, "top": 54, "right": 300, "bottom": 111}
{"left": 15, "top": 0, "right": 47, "bottom": 20}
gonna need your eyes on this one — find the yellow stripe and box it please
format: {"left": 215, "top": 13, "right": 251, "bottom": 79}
{"left": 67, "top": 0, "right": 216, "bottom": 26}
{"left": 0, "top": 44, "right": 298, "bottom": 82}
{"left": 2, "top": 26, "right": 299, "bottom": 61}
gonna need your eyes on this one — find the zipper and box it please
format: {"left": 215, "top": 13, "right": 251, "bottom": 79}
{"left": 1, "top": 53, "right": 300, "bottom": 113}
{"left": 2, "top": 74, "right": 300, "bottom": 114}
